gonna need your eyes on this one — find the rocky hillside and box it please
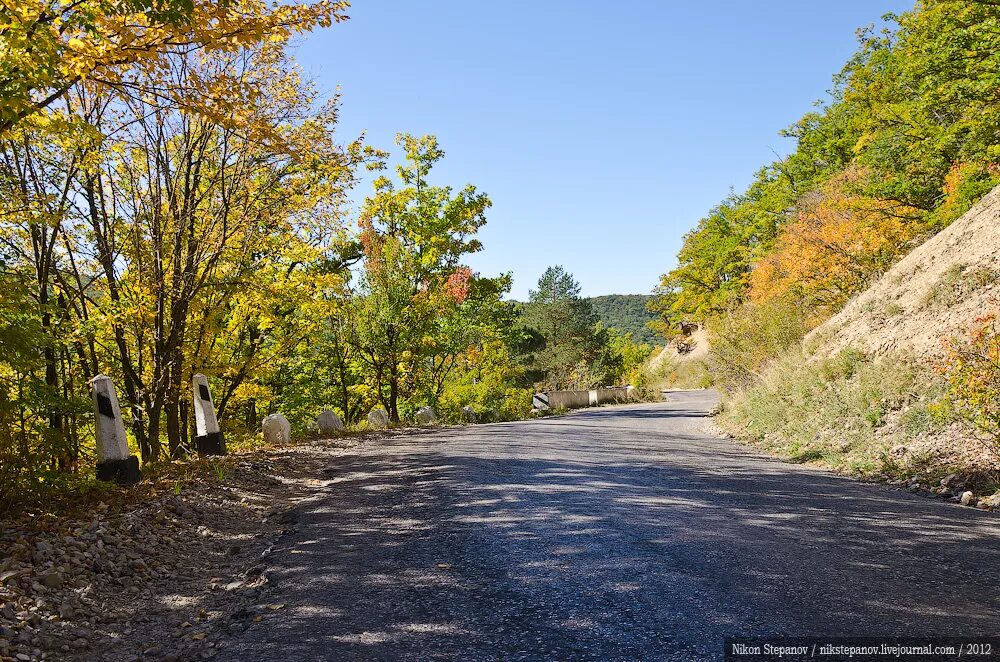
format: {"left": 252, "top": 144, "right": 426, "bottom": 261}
{"left": 719, "top": 185, "right": 1000, "bottom": 507}
{"left": 650, "top": 326, "right": 709, "bottom": 368}
{"left": 647, "top": 325, "right": 712, "bottom": 390}
{"left": 807, "top": 186, "right": 1000, "bottom": 359}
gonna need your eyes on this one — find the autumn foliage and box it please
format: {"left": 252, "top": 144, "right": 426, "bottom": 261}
{"left": 749, "top": 172, "right": 923, "bottom": 309}
{"left": 0, "top": 0, "right": 350, "bottom": 134}
{"left": 652, "top": 1, "right": 1000, "bottom": 339}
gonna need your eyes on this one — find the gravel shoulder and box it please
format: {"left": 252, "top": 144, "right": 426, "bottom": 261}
{"left": 0, "top": 432, "right": 399, "bottom": 662}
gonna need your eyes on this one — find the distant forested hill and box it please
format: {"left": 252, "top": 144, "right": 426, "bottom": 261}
{"left": 586, "top": 295, "right": 661, "bottom": 345}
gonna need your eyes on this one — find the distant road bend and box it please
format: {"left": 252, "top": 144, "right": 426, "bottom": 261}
{"left": 219, "top": 391, "right": 1000, "bottom": 660}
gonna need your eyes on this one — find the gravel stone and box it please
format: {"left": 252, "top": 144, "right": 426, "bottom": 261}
{"left": 37, "top": 573, "right": 62, "bottom": 589}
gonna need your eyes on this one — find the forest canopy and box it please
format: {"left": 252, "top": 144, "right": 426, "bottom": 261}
{"left": 586, "top": 295, "right": 659, "bottom": 345}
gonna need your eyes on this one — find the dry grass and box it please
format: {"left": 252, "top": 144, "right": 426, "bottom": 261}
{"left": 716, "top": 347, "right": 999, "bottom": 494}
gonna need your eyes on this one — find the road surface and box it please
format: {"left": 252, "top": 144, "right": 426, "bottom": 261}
{"left": 218, "top": 391, "right": 1000, "bottom": 660}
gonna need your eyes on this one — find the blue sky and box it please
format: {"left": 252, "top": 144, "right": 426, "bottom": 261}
{"left": 293, "top": 0, "right": 914, "bottom": 299}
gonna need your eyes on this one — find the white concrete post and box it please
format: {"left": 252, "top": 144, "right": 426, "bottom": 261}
{"left": 192, "top": 373, "right": 225, "bottom": 455}
{"left": 367, "top": 408, "right": 389, "bottom": 429}
{"left": 90, "top": 375, "right": 141, "bottom": 485}
{"left": 262, "top": 413, "right": 291, "bottom": 444}
{"left": 415, "top": 406, "right": 437, "bottom": 425}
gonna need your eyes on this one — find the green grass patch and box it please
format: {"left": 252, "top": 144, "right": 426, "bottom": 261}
{"left": 885, "top": 302, "right": 904, "bottom": 317}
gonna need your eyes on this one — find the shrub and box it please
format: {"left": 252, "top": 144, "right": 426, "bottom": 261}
{"left": 653, "top": 356, "right": 713, "bottom": 390}
{"left": 937, "top": 314, "right": 1000, "bottom": 461}
{"left": 707, "top": 295, "right": 817, "bottom": 391}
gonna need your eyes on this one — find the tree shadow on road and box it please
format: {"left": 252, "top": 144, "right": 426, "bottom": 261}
{"left": 215, "top": 415, "right": 1000, "bottom": 661}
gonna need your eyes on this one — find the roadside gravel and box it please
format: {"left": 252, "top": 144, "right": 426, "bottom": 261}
{"left": 0, "top": 433, "right": 384, "bottom": 662}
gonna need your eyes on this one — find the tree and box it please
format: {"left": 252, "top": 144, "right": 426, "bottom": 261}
{"left": 586, "top": 294, "right": 660, "bottom": 345}
{"left": 605, "top": 329, "right": 654, "bottom": 387}
{"left": 649, "top": 100, "right": 859, "bottom": 332}
{"left": 0, "top": 44, "right": 361, "bottom": 464}
{"left": 0, "top": 0, "right": 349, "bottom": 135}
{"left": 842, "top": 1, "right": 1000, "bottom": 217}
{"left": 748, "top": 170, "right": 923, "bottom": 309}
{"left": 520, "top": 266, "right": 610, "bottom": 390}
{"left": 346, "top": 133, "right": 492, "bottom": 422}
{"left": 418, "top": 272, "right": 516, "bottom": 404}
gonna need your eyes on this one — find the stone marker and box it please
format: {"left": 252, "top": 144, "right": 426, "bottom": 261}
{"left": 368, "top": 408, "right": 389, "bottom": 429}
{"left": 192, "top": 373, "right": 225, "bottom": 456}
{"left": 415, "top": 406, "right": 437, "bottom": 425}
{"left": 262, "top": 413, "right": 291, "bottom": 445}
{"left": 90, "top": 375, "right": 141, "bottom": 485}
{"left": 316, "top": 409, "right": 344, "bottom": 435}
{"left": 460, "top": 406, "right": 477, "bottom": 423}
{"left": 532, "top": 393, "right": 550, "bottom": 410}
{"left": 588, "top": 390, "right": 599, "bottom": 406}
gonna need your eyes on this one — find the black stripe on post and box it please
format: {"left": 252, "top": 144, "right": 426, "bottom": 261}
{"left": 96, "top": 456, "right": 141, "bottom": 485}
{"left": 199, "top": 383, "right": 211, "bottom": 401}
{"left": 195, "top": 431, "right": 225, "bottom": 456}
{"left": 97, "top": 393, "right": 115, "bottom": 419}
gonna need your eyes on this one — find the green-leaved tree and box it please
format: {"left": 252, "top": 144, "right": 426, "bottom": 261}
{"left": 520, "top": 266, "right": 613, "bottom": 390}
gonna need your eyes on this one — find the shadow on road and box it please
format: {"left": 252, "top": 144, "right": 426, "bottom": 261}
{"left": 218, "top": 398, "right": 1000, "bottom": 660}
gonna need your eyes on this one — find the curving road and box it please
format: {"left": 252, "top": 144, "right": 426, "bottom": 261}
{"left": 218, "top": 391, "right": 1000, "bottom": 661}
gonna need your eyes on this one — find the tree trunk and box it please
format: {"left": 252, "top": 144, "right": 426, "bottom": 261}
{"left": 166, "top": 354, "right": 184, "bottom": 458}
{"left": 83, "top": 175, "right": 154, "bottom": 461}
{"left": 388, "top": 370, "right": 399, "bottom": 423}
{"left": 147, "top": 407, "right": 162, "bottom": 463}
{"left": 245, "top": 399, "right": 258, "bottom": 433}
{"left": 166, "top": 399, "right": 182, "bottom": 458}
{"left": 180, "top": 399, "right": 189, "bottom": 451}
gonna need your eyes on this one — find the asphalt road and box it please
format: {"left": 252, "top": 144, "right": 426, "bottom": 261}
{"left": 218, "top": 391, "right": 1000, "bottom": 661}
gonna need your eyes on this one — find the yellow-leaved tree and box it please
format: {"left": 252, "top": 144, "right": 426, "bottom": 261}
{"left": 76, "top": 45, "right": 363, "bottom": 460}
{"left": 0, "top": 0, "right": 349, "bottom": 135}
{"left": 749, "top": 170, "right": 924, "bottom": 309}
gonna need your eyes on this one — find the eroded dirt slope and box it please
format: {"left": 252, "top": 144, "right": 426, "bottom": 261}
{"left": 807, "top": 186, "right": 1000, "bottom": 359}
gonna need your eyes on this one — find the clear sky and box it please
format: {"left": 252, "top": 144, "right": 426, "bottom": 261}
{"left": 292, "top": 0, "right": 914, "bottom": 299}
